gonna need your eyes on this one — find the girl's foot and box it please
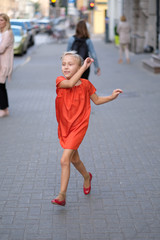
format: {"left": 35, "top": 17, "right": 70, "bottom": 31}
{"left": 83, "top": 172, "right": 92, "bottom": 195}
{"left": 51, "top": 192, "right": 66, "bottom": 206}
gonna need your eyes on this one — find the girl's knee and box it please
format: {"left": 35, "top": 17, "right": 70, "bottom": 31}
{"left": 60, "top": 156, "right": 70, "bottom": 167}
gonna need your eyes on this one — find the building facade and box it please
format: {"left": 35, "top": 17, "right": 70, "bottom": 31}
{"left": 0, "top": 0, "right": 49, "bottom": 19}
{"left": 108, "top": 0, "right": 159, "bottom": 53}
{"left": 123, "top": 0, "right": 159, "bottom": 53}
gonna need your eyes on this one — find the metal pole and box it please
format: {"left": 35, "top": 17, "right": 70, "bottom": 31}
{"left": 156, "top": 0, "right": 159, "bottom": 54}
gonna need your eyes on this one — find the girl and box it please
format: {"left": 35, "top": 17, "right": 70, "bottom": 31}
{"left": 0, "top": 13, "right": 14, "bottom": 117}
{"left": 52, "top": 51, "right": 122, "bottom": 206}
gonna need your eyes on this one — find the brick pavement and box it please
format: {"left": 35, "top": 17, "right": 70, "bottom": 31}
{"left": 0, "top": 37, "right": 160, "bottom": 240}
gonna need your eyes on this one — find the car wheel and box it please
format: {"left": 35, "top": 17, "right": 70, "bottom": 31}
{"left": 31, "top": 37, "right": 35, "bottom": 46}
{"left": 24, "top": 47, "right": 27, "bottom": 54}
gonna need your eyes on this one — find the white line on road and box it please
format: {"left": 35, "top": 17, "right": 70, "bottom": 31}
{"left": 20, "top": 56, "right": 31, "bottom": 66}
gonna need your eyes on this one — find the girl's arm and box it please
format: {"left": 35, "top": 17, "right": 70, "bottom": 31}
{"left": 59, "top": 58, "right": 94, "bottom": 88}
{"left": 90, "top": 89, "right": 123, "bottom": 105}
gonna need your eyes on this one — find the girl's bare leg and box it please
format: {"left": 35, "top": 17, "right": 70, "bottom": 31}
{"left": 71, "top": 150, "right": 90, "bottom": 188}
{"left": 56, "top": 149, "right": 75, "bottom": 201}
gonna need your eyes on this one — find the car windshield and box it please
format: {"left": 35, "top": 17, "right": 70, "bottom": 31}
{"left": 12, "top": 28, "right": 21, "bottom": 36}
{"left": 11, "top": 22, "right": 26, "bottom": 30}
{"left": 25, "top": 22, "right": 32, "bottom": 30}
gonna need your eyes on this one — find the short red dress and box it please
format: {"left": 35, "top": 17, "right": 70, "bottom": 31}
{"left": 55, "top": 76, "right": 96, "bottom": 150}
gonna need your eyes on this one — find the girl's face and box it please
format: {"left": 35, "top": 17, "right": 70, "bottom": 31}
{"left": 0, "top": 17, "right": 6, "bottom": 32}
{"left": 62, "top": 55, "right": 81, "bottom": 79}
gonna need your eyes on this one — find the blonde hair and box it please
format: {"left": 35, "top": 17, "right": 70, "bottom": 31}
{"left": 61, "top": 51, "right": 84, "bottom": 66}
{"left": 0, "top": 13, "right": 11, "bottom": 32}
{"left": 120, "top": 15, "right": 127, "bottom": 22}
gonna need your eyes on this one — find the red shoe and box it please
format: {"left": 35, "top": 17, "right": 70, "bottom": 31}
{"left": 51, "top": 192, "right": 66, "bottom": 206}
{"left": 83, "top": 172, "right": 92, "bottom": 195}
{"left": 51, "top": 198, "right": 66, "bottom": 206}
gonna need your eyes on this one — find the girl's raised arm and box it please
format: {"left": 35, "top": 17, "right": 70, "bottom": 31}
{"left": 59, "top": 58, "right": 94, "bottom": 88}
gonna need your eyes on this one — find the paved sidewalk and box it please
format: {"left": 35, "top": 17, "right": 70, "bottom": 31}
{"left": 0, "top": 38, "right": 160, "bottom": 240}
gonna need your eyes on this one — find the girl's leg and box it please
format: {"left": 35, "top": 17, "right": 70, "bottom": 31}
{"left": 56, "top": 149, "right": 75, "bottom": 201}
{"left": 71, "top": 150, "right": 90, "bottom": 188}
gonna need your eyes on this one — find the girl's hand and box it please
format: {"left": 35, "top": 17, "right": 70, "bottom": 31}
{"left": 111, "top": 89, "right": 123, "bottom": 100}
{"left": 83, "top": 57, "right": 94, "bottom": 69}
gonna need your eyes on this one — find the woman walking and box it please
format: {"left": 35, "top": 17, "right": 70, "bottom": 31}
{"left": 0, "top": 13, "right": 14, "bottom": 117}
{"left": 67, "top": 20, "right": 100, "bottom": 80}
{"left": 117, "top": 15, "right": 131, "bottom": 64}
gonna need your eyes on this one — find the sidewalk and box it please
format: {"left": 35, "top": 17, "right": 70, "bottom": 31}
{"left": 0, "top": 38, "right": 160, "bottom": 240}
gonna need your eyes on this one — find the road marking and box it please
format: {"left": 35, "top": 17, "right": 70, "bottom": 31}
{"left": 21, "top": 56, "right": 31, "bottom": 66}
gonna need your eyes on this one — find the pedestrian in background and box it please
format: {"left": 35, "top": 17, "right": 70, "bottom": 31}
{"left": 0, "top": 13, "right": 14, "bottom": 118}
{"left": 67, "top": 20, "right": 100, "bottom": 80}
{"left": 117, "top": 15, "right": 131, "bottom": 64}
{"left": 114, "top": 22, "right": 119, "bottom": 47}
{"left": 51, "top": 51, "right": 122, "bottom": 206}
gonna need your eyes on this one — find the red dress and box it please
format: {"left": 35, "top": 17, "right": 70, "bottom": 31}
{"left": 55, "top": 76, "right": 96, "bottom": 149}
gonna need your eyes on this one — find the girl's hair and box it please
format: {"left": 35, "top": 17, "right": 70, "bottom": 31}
{"left": 75, "top": 20, "right": 90, "bottom": 39}
{"left": 120, "top": 15, "right": 127, "bottom": 22}
{"left": 0, "top": 13, "right": 11, "bottom": 31}
{"left": 61, "top": 51, "right": 84, "bottom": 66}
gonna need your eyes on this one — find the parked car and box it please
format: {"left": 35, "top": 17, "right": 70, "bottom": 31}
{"left": 52, "top": 17, "right": 67, "bottom": 26}
{"left": 30, "top": 19, "right": 40, "bottom": 34}
{"left": 10, "top": 19, "right": 30, "bottom": 47}
{"left": 38, "top": 19, "right": 53, "bottom": 34}
{"left": 11, "top": 25, "right": 28, "bottom": 55}
{"left": 52, "top": 17, "right": 67, "bottom": 41}
{"left": 21, "top": 19, "right": 35, "bottom": 46}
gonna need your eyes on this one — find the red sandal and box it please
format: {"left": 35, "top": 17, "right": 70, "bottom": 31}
{"left": 51, "top": 192, "right": 66, "bottom": 206}
{"left": 83, "top": 172, "right": 92, "bottom": 195}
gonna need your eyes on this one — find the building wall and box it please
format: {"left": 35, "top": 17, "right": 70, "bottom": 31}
{"left": 93, "top": 0, "right": 108, "bottom": 34}
{"left": 108, "top": 0, "right": 123, "bottom": 40}
{"left": 107, "top": 0, "right": 158, "bottom": 53}
{"left": 0, "top": 0, "right": 49, "bottom": 19}
{"left": 147, "top": 0, "right": 157, "bottom": 48}
{"left": 0, "top": 0, "right": 18, "bottom": 18}
{"left": 38, "top": 0, "right": 49, "bottom": 17}
{"left": 0, "top": 0, "right": 35, "bottom": 19}
{"left": 123, "top": 0, "right": 158, "bottom": 53}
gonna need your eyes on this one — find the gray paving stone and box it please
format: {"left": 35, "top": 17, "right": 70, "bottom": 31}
{"left": 0, "top": 36, "right": 160, "bottom": 240}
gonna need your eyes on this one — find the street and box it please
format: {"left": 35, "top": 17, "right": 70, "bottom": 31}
{"left": 13, "top": 33, "right": 56, "bottom": 70}
{"left": 0, "top": 34, "right": 160, "bottom": 240}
